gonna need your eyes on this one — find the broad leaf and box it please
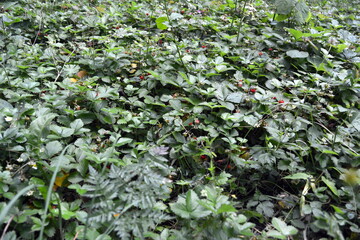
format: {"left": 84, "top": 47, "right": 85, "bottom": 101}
{"left": 286, "top": 50, "right": 309, "bottom": 58}
{"left": 156, "top": 16, "right": 168, "bottom": 30}
{"left": 321, "top": 176, "right": 339, "bottom": 197}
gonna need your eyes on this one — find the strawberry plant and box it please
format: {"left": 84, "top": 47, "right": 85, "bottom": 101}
{"left": 0, "top": 0, "right": 359, "bottom": 239}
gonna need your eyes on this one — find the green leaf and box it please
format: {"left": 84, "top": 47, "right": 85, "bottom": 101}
{"left": 286, "top": 50, "right": 309, "bottom": 58}
{"left": 283, "top": 173, "right": 311, "bottom": 180}
{"left": 267, "top": 230, "right": 286, "bottom": 239}
{"left": 226, "top": 92, "right": 243, "bottom": 103}
{"left": 170, "top": 190, "right": 211, "bottom": 219}
{"left": 272, "top": 217, "right": 298, "bottom": 236}
{"left": 115, "top": 137, "right": 133, "bottom": 147}
{"left": 294, "top": 0, "right": 311, "bottom": 24}
{"left": 156, "top": 16, "right": 168, "bottom": 30}
{"left": 29, "top": 113, "right": 58, "bottom": 137}
{"left": 287, "top": 28, "right": 304, "bottom": 41}
{"left": 70, "top": 119, "right": 84, "bottom": 131}
{"left": 321, "top": 176, "right": 339, "bottom": 197}
{"left": 45, "top": 141, "right": 63, "bottom": 158}
{"left": 322, "top": 150, "right": 338, "bottom": 155}
{"left": 217, "top": 204, "right": 236, "bottom": 214}
{"left": 275, "top": 0, "right": 296, "bottom": 15}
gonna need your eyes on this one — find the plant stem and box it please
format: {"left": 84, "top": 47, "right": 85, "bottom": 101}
{"left": 161, "top": 0, "right": 189, "bottom": 76}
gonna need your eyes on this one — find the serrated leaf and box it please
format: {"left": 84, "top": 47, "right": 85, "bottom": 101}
{"left": 70, "top": 119, "right": 84, "bottom": 131}
{"left": 244, "top": 115, "right": 258, "bottom": 125}
{"left": 170, "top": 190, "right": 211, "bottom": 219}
{"left": 272, "top": 217, "right": 298, "bottom": 236}
{"left": 226, "top": 92, "right": 243, "bottom": 103}
{"left": 45, "top": 141, "right": 63, "bottom": 158}
{"left": 286, "top": 50, "right": 309, "bottom": 58}
{"left": 256, "top": 201, "right": 274, "bottom": 217}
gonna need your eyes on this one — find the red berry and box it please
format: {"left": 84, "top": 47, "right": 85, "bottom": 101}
{"left": 146, "top": 13, "right": 149, "bottom": 16}
{"left": 258, "top": 52, "right": 263, "bottom": 56}
{"left": 188, "top": 122, "right": 193, "bottom": 126}
{"left": 200, "top": 155, "right": 207, "bottom": 159}
{"left": 250, "top": 88, "right": 256, "bottom": 93}
{"left": 186, "top": 49, "right": 190, "bottom": 53}
{"left": 147, "top": 72, "right": 151, "bottom": 76}
{"left": 201, "top": 45, "right": 206, "bottom": 48}
{"left": 278, "top": 100, "right": 285, "bottom": 103}
{"left": 268, "top": 48, "right": 273, "bottom": 51}
{"left": 194, "top": 119, "right": 200, "bottom": 124}
{"left": 139, "top": 75, "right": 145, "bottom": 80}
{"left": 115, "top": 26, "right": 120, "bottom": 29}
{"left": 181, "top": 10, "right": 185, "bottom": 14}
{"left": 272, "top": 97, "right": 277, "bottom": 99}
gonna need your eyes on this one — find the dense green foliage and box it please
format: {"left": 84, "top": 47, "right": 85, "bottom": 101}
{"left": 0, "top": 0, "right": 359, "bottom": 239}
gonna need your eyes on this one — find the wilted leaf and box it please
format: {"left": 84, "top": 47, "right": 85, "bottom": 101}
{"left": 76, "top": 70, "right": 88, "bottom": 79}
{"left": 54, "top": 172, "right": 69, "bottom": 187}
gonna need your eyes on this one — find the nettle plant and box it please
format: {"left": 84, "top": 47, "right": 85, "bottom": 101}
{"left": 0, "top": 0, "right": 359, "bottom": 239}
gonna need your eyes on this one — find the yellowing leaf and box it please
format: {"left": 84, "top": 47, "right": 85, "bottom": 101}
{"left": 96, "top": 6, "right": 105, "bottom": 12}
{"left": 341, "top": 168, "right": 360, "bottom": 186}
{"left": 55, "top": 172, "right": 69, "bottom": 187}
{"left": 131, "top": 63, "right": 137, "bottom": 68}
{"left": 70, "top": 78, "right": 77, "bottom": 83}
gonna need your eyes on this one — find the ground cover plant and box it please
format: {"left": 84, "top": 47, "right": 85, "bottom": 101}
{"left": 0, "top": 0, "right": 359, "bottom": 239}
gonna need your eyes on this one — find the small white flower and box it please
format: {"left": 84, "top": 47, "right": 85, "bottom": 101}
{"left": 6, "top": 164, "right": 14, "bottom": 171}
{"left": 17, "top": 157, "right": 25, "bottom": 162}
{"left": 28, "top": 161, "right": 37, "bottom": 169}
{"left": 26, "top": 190, "right": 34, "bottom": 196}
{"left": 5, "top": 116, "right": 13, "bottom": 122}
